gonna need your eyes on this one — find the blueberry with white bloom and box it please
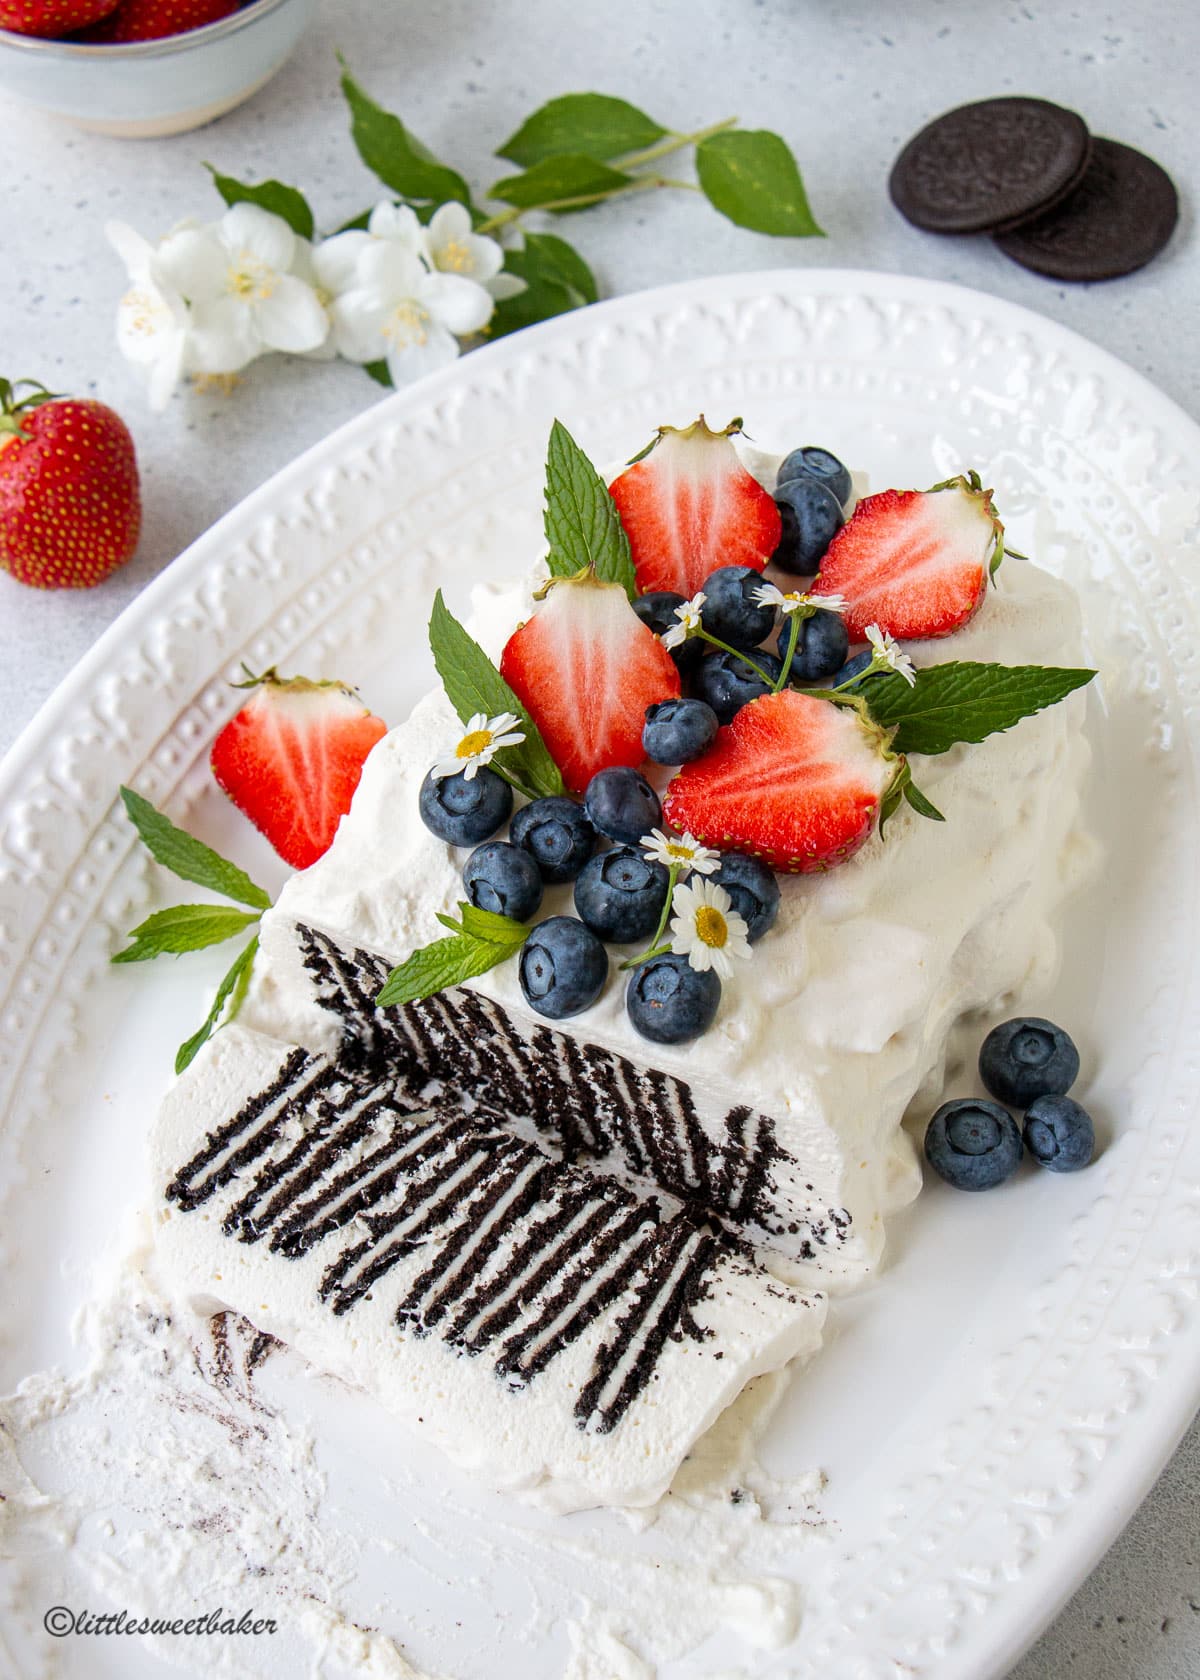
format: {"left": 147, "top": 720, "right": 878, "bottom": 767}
{"left": 924, "top": 1099, "right": 1024, "bottom": 1191}
{"left": 700, "top": 566, "right": 777, "bottom": 650}
{"left": 777, "top": 446, "right": 852, "bottom": 507}
{"left": 462, "top": 841, "right": 543, "bottom": 921}
{"left": 779, "top": 608, "right": 850, "bottom": 682}
{"left": 1023, "top": 1094, "right": 1096, "bottom": 1173}
{"left": 979, "top": 1017, "right": 1080, "bottom": 1107}
{"left": 772, "top": 475, "right": 844, "bottom": 575}
{"left": 519, "top": 916, "right": 608, "bottom": 1019}
{"left": 510, "top": 795, "right": 597, "bottom": 883}
{"left": 626, "top": 951, "right": 722, "bottom": 1044}
{"left": 642, "top": 698, "right": 719, "bottom": 765}
{"left": 419, "top": 766, "right": 512, "bottom": 847}
{"left": 693, "top": 649, "right": 783, "bottom": 724}
{"left": 584, "top": 767, "right": 662, "bottom": 845}
{"left": 633, "top": 590, "right": 704, "bottom": 676}
{"left": 574, "top": 847, "right": 670, "bottom": 943}
{"left": 710, "top": 853, "right": 780, "bottom": 943}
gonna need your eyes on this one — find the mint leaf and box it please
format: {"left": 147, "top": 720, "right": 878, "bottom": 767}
{"left": 113, "top": 903, "right": 260, "bottom": 964}
{"left": 544, "top": 420, "right": 636, "bottom": 597}
{"left": 864, "top": 663, "right": 1096, "bottom": 757}
{"left": 341, "top": 65, "right": 472, "bottom": 207}
{"left": 488, "top": 156, "right": 632, "bottom": 213}
{"left": 206, "top": 167, "right": 315, "bottom": 240}
{"left": 497, "top": 94, "right": 667, "bottom": 168}
{"left": 119, "top": 788, "right": 272, "bottom": 910}
{"left": 175, "top": 936, "right": 258, "bottom": 1075}
{"left": 695, "top": 130, "right": 823, "bottom": 236}
{"left": 428, "top": 592, "right": 564, "bottom": 799}
{"left": 376, "top": 909, "right": 530, "bottom": 1009}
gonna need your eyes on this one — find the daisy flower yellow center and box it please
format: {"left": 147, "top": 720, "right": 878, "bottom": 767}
{"left": 666, "top": 841, "right": 697, "bottom": 861}
{"left": 456, "top": 728, "right": 493, "bottom": 758}
{"left": 694, "top": 906, "right": 728, "bottom": 948}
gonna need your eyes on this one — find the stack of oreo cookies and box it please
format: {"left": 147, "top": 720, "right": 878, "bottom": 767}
{"left": 889, "top": 96, "right": 1178, "bottom": 282}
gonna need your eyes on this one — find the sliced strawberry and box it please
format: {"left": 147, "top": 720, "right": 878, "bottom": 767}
{"left": 499, "top": 570, "right": 680, "bottom": 795}
{"left": 608, "top": 416, "right": 782, "bottom": 598}
{"left": 663, "top": 689, "right": 896, "bottom": 874}
{"left": 812, "top": 475, "right": 1004, "bottom": 641}
{"left": 210, "top": 670, "right": 387, "bottom": 870}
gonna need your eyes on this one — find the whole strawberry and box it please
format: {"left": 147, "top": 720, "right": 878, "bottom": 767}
{"left": 0, "top": 0, "right": 118, "bottom": 36}
{"left": 0, "top": 380, "right": 141, "bottom": 590}
{"left": 78, "top": 0, "right": 236, "bottom": 40}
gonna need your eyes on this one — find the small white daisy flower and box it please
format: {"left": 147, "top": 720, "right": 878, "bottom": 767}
{"left": 431, "top": 711, "right": 525, "bottom": 780}
{"left": 753, "top": 583, "right": 849, "bottom": 617}
{"left": 865, "top": 624, "right": 917, "bottom": 687}
{"left": 660, "top": 591, "right": 707, "bottom": 650}
{"left": 640, "top": 828, "right": 721, "bottom": 876}
{"left": 669, "top": 878, "right": 752, "bottom": 981}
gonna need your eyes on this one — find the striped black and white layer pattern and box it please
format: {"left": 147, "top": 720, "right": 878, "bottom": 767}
{"left": 165, "top": 1040, "right": 729, "bottom": 1436}
{"left": 293, "top": 922, "right": 844, "bottom": 1256}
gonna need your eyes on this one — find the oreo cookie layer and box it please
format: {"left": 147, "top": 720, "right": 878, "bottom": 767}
{"left": 890, "top": 96, "right": 1092, "bottom": 235}
{"left": 994, "top": 137, "right": 1179, "bottom": 281}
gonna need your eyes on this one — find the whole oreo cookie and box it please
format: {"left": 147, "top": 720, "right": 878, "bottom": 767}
{"left": 994, "top": 137, "right": 1179, "bottom": 281}
{"left": 890, "top": 96, "right": 1092, "bottom": 234}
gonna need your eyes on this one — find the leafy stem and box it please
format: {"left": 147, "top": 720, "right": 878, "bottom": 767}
{"left": 614, "top": 115, "right": 738, "bottom": 171}
{"left": 475, "top": 173, "right": 697, "bottom": 235}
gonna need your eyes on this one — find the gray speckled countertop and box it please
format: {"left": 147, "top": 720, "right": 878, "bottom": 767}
{"left": 1, "top": 0, "right": 1197, "bottom": 1674}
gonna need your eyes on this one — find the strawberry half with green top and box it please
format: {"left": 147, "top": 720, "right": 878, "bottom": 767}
{"left": 210, "top": 669, "right": 387, "bottom": 870}
{"left": 500, "top": 567, "right": 680, "bottom": 795}
{"left": 663, "top": 688, "right": 901, "bottom": 874}
{"left": 811, "top": 473, "right": 1005, "bottom": 641}
{"left": 0, "top": 379, "right": 140, "bottom": 589}
{"left": 608, "top": 416, "right": 782, "bottom": 598}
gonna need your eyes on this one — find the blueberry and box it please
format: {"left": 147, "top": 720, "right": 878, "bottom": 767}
{"left": 1023, "top": 1094, "right": 1095, "bottom": 1173}
{"left": 772, "top": 476, "right": 844, "bottom": 576}
{"left": 699, "top": 565, "right": 776, "bottom": 650}
{"left": 633, "top": 590, "right": 703, "bottom": 677}
{"left": 710, "top": 853, "right": 780, "bottom": 943}
{"left": 419, "top": 766, "right": 512, "bottom": 848}
{"left": 978, "top": 1017, "right": 1080, "bottom": 1108}
{"left": 777, "top": 446, "right": 852, "bottom": 507}
{"left": 519, "top": 916, "right": 608, "bottom": 1019}
{"left": 924, "top": 1099, "right": 1024, "bottom": 1191}
{"left": 510, "top": 796, "right": 597, "bottom": 883}
{"left": 777, "top": 608, "right": 850, "bottom": 683}
{"left": 830, "top": 648, "right": 874, "bottom": 690}
{"left": 584, "top": 767, "right": 662, "bottom": 845}
{"left": 692, "top": 649, "right": 783, "bottom": 724}
{"left": 626, "top": 951, "right": 721, "bottom": 1044}
{"left": 574, "top": 846, "right": 670, "bottom": 943}
{"left": 462, "top": 841, "right": 543, "bottom": 922}
{"left": 643, "top": 698, "right": 719, "bottom": 765}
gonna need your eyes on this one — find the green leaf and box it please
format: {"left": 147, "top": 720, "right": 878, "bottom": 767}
{"left": 488, "top": 155, "right": 632, "bottom": 213}
{"left": 206, "top": 166, "right": 315, "bottom": 240}
{"left": 174, "top": 936, "right": 258, "bottom": 1075}
{"left": 543, "top": 420, "right": 636, "bottom": 597}
{"left": 376, "top": 912, "right": 530, "bottom": 1009}
{"left": 340, "top": 65, "right": 472, "bottom": 206}
{"left": 695, "top": 130, "right": 823, "bottom": 236}
{"left": 112, "top": 903, "right": 260, "bottom": 964}
{"left": 497, "top": 93, "right": 667, "bottom": 168}
{"left": 428, "top": 592, "right": 564, "bottom": 798}
{"left": 363, "top": 359, "right": 393, "bottom": 387}
{"left": 904, "top": 782, "right": 945, "bottom": 822}
{"left": 119, "top": 788, "right": 272, "bottom": 910}
{"left": 517, "top": 232, "right": 598, "bottom": 303}
{"left": 488, "top": 274, "right": 578, "bottom": 338}
{"left": 864, "top": 663, "right": 1096, "bottom": 757}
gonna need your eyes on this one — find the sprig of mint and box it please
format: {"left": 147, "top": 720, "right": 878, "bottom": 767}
{"left": 862, "top": 662, "right": 1096, "bottom": 758}
{"left": 206, "top": 71, "right": 821, "bottom": 383}
{"left": 113, "top": 787, "right": 271, "bottom": 1072}
{"left": 543, "top": 420, "right": 637, "bottom": 597}
{"left": 428, "top": 591, "right": 564, "bottom": 800}
{"left": 376, "top": 902, "right": 531, "bottom": 1008}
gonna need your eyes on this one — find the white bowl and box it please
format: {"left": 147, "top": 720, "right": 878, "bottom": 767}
{"left": 0, "top": 0, "right": 317, "bottom": 137}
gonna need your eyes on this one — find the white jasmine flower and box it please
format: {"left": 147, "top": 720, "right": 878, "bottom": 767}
{"left": 329, "top": 236, "right": 494, "bottom": 386}
{"left": 865, "top": 623, "right": 917, "bottom": 686}
{"left": 641, "top": 829, "right": 721, "bottom": 876}
{"left": 669, "top": 878, "right": 752, "bottom": 980}
{"left": 431, "top": 712, "right": 525, "bottom": 781}
{"left": 288, "top": 236, "right": 340, "bottom": 360}
{"left": 661, "top": 592, "right": 707, "bottom": 651}
{"left": 425, "top": 201, "right": 506, "bottom": 286}
{"left": 107, "top": 221, "right": 194, "bottom": 412}
{"left": 177, "top": 203, "right": 330, "bottom": 373}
